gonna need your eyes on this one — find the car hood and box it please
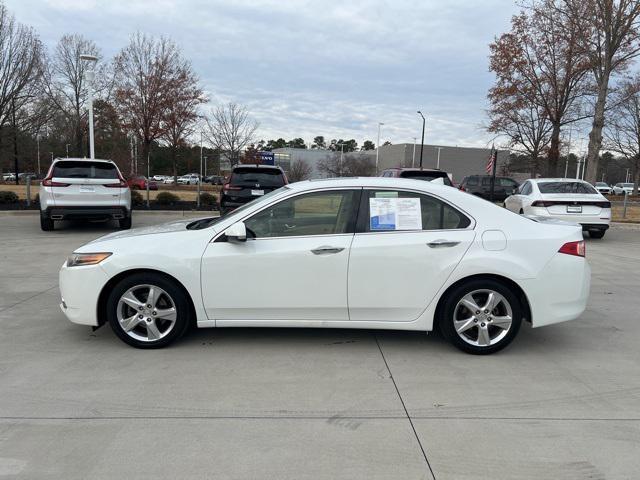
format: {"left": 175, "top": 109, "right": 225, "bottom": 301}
{"left": 86, "top": 218, "right": 200, "bottom": 244}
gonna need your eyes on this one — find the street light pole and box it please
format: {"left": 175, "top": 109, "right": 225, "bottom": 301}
{"left": 80, "top": 54, "right": 98, "bottom": 159}
{"left": 376, "top": 122, "right": 384, "bottom": 174}
{"left": 417, "top": 111, "right": 425, "bottom": 169}
{"left": 65, "top": 144, "right": 70, "bottom": 158}
{"left": 36, "top": 131, "right": 40, "bottom": 175}
{"left": 197, "top": 131, "right": 203, "bottom": 208}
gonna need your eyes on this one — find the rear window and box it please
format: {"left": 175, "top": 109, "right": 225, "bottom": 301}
{"left": 538, "top": 182, "right": 597, "bottom": 194}
{"left": 399, "top": 171, "right": 452, "bottom": 186}
{"left": 53, "top": 161, "right": 119, "bottom": 179}
{"left": 230, "top": 168, "right": 285, "bottom": 187}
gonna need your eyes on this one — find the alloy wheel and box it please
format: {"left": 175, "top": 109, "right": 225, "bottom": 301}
{"left": 116, "top": 284, "right": 177, "bottom": 342}
{"left": 453, "top": 289, "right": 513, "bottom": 347}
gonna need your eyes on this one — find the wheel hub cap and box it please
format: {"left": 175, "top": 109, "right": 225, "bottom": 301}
{"left": 453, "top": 289, "right": 513, "bottom": 347}
{"left": 116, "top": 284, "right": 177, "bottom": 342}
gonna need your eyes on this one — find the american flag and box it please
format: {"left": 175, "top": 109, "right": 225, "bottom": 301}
{"left": 485, "top": 147, "right": 496, "bottom": 174}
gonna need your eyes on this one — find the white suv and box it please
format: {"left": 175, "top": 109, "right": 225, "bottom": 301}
{"left": 177, "top": 173, "right": 200, "bottom": 185}
{"left": 39, "top": 158, "right": 132, "bottom": 231}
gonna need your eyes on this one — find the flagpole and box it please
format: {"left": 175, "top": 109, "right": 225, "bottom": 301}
{"left": 489, "top": 145, "right": 498, "bottom": 202}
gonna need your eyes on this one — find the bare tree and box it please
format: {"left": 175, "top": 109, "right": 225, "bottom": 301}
{"left": 161, "top": 65, "right": 206, "bottom": 181}
{"left": 114, "top": 33, "right": 193, "bottom": 167}
{"left": 317, "top": 153, "right": 375, "bottom": 177}
{"left": 204, "top": 102, "right": 258, "bottom": 166}
{"left": 489, "top": 1, "right": 590, "bottom": 176}
{"left": 604, "top": 77, "right": 640, "bottom": 193}
{"left": 287, "top": 160, "right": 312, "bottom": 182}
{"left": 42, "top": 34, "right": 110, "bottom": 158}
{"left": 0, "top": 3, "right": 42, "bottom": 182}
{"left": 563, "top": 0, "right": 640, "bottom": 182}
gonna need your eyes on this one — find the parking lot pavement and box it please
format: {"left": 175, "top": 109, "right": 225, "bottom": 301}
{"left": 0, "top": 214, "right": 638, "bottom": 479}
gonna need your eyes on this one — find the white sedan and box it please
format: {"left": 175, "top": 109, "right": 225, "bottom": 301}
{"left": 504, "top": 178, "right": 611, "bottom": 238}
{"left": 59, "top": 177, "right": 591, "bottom": 354}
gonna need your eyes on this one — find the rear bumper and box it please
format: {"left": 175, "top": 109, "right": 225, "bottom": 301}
{"left": 43, "top": 206, "right": 130, "bottom": 221}
{"left": 581, "top": 223, "right": 609, "bottom": 232}
{"left": 521, "top": 255, "right": 591, "bottom": 328}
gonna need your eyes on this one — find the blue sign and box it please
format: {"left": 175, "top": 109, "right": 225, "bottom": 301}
{"left": 259, "top": 152, "right": 275, "bottom": 165}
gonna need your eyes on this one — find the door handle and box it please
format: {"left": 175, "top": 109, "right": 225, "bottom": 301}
{"left": 427, "top": 239, "right": 460, "bottom": 248}
{"left": 311, "top": 246, "right": 345, "bottom": 255}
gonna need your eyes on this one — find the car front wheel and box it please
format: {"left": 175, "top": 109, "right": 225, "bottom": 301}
{"left": 439, "top": 279, "right": 522, "bottom": 355}
{"left": 106, "top": 273, "right": 192, "bottom": 348}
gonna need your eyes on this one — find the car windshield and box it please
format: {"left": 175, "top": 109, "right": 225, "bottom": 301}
{"left": 595, "top": 182, "right": 608, "bottom": 186}
{"left": 230, "top": 168, "right": 284, "bottom": 187}
{"left": 623, "top": 183, "right": 634, "bottom": 187}
{"left": 400, "top": 171, "right": 452, "bottom": 186}
{"left": 53, "top": 161, "right": 119, "bottom": 179}
{"left": 538, "top": 181, "right": 597, "bottom": 194}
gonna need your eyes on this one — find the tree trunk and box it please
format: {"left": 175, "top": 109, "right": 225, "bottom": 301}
{"left": 547, "top": 123, "right": 561, "bottom": 177}
{"left": 585, "top": 72, "right": 610, "bottom": 183}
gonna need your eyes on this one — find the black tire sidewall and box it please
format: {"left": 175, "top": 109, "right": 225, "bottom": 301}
{"left": 40, "top": 213, "right": 53, "bottom": 231}
{"left": 439, "top": 278, "right": 522, "bottom": 355}
{"left": 106, "top": 272, "right": 191, "bottom": 349}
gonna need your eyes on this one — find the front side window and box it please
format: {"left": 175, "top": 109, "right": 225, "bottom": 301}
{"left": 245, "top": 190, "right": 359, "bottom": 238}
{"left": 362, "top": 190, "right": 470, "bottom": 232}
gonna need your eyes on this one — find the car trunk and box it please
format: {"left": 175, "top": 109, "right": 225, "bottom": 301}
{"left": 540, "top": 194, "right": 608, "bottom": 216}
{"left": 227, "top": 169, "right": 285, "bottom": 199}
{"left": 51, "top": 161, "right": 122, "bottom": 207}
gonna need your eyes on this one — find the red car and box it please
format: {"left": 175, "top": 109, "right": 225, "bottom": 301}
{"left": 127, "top": 176, "right": 158, "bottom": 190}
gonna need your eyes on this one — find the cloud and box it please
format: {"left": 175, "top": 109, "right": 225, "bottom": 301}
{"left": 7, "top": 0, "right": 520, "bottom": 147}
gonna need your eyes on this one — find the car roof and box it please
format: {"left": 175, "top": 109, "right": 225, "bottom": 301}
{"left": 530, "top": 178, "right": 591, "bottom": 184}
{"left": 384, "top": 167, "right": 445, "bottom": 172}
{"left": 291, "top": 176, "right": 457, "bottom": 193}
{"left": 232, "top": 164, "right": 283, "bottom": 171}
{"left": 52, "top": 157, "right": 114, "bottom": 163}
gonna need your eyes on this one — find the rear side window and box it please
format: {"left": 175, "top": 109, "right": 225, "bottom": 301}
{"left": 538, "top": 182, "right": 597, "bottom": 194}
{"left": 230, "top": 168, "right": 285, "bottom": 188}
{"left": 399, "top": 171, "right": 452, "bottom": 186}
{"left": 362, "top": 190, "right": 470, "bottom": 231}
{"left": 465, "top": 177, "right": 479, "bottom": 186}
{"left": 52, "top": 161, "right": 119, "bottom": 179}
{"left": 520, "top": 182, "right": 532, "bottom": 195}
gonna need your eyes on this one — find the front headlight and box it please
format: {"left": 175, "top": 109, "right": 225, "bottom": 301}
{"left": 66, "top": 252, "right": 112, "bottom": 267}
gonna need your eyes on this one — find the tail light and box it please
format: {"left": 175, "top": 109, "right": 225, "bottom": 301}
{"left": 559, "top": 240, "right": 586, "bottom": 257}
{"left": 42, "top": 178, "right": 70, "bottom": 187}
{"left": 531, "top": 200, "right": 552, "bottom": 207}
{"left": 104, "top": 179, "right": 128, "bottom": 188}
{"left": 223, "top": 183, "right": 241, "bottom": 191}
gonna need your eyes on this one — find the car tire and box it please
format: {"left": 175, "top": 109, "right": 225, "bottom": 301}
{"left": 119, "top": 216, "right": 132, "bottom": 230}
{"left": 438, "top": 278, "right": 523, "bottom": 355}
{"left": 106, "top": 272, "right": 192, "bottom": 349}
{"left": 40, "top": 213, "right": 54, "bottom": 231}
{"left": 589, "top": 230, "right": 606, "bottom": 239}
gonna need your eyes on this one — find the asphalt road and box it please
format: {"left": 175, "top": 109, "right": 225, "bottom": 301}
{"left": 0, "top": 213, "right": 638, "bottom": 479}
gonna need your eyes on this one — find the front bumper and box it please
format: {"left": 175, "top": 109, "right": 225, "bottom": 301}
{"left": 59, "top": 262, "right": 110, "bottom": 326}
{"left": 44, "top": 206, "right": 130, "bottom": 221}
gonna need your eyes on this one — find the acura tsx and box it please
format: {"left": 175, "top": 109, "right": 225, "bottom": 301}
{"left": 59, "top": 177, "right": 591, "bottom": 354}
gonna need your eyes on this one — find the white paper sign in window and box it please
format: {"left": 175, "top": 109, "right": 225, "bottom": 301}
{"left": 370, "top": 197, "right": 422, "bottom": 231}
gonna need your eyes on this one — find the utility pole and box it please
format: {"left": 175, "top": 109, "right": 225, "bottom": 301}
{"left": 80, "top": 54, "right": 98, "bottom": 159}
{"left": 12, "top": 98, "right": 18, "bottom": 185}
{"left": 66, "top": 144, "right": 70, "bottom": 158}
{"left": 197, "top": 131, "right": 203, "bottom": 208}
{"left": 417, "top": 111, "right": 425, "bottom": 169}
{"left": 36, "top": 130, "right": 41, "bottom": 175}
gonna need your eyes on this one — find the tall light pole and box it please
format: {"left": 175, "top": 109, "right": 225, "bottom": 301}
{"left": 376, "top": 122, "right": 384, "bottom": 174}
{"left": 65, "top": 144, "right": 70, "bottom": 158}
{"left": 337, "top": 142, "right": 345, "bottom": 176}
{"left": 80, "top": 54, "right": 98, "bottom": 159}
{"left": 197, "top": 131, "right": 203, "bottom": 208}
{"left": 412, "top": 137, "right": 417, "bottom": 167}
{"left": 435, "top": 146, "right": 443, "bottom": 169}
{"left": 36, "top": 130, "right": 41, "bottom": 175}
{"left": 417, "top": 111, "right": 425, "bottom": 169}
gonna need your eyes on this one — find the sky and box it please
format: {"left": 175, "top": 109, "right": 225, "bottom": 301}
{"left": 7, "top": 0, "right": 521, "bottom": 148}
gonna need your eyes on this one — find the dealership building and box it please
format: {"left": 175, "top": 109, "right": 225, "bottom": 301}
{"left": 272, "top": 144, "right": 509, "bottom": 183}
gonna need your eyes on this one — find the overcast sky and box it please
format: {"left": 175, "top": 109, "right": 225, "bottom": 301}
{"left": 8, "top": 0, "right": 521, "bottom": 148}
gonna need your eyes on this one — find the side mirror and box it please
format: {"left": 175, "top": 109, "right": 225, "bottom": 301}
{"left": 224, "top": 221, "right": 247, "bottom": 243}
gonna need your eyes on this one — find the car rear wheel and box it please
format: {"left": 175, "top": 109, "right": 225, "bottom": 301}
{"left": 40, "top": 213, "right": 54, "bottom": 231}
{"left": 119, "top": 216, "right": 132, "bottom": 230}
{"left": 106, "top": 273, "right": 192, "bottom": 349}
{"left": 589, "top": 230, "right": 606, "bottom": 239}
{"left": 439, "top": 279, "right": 522, "bottom": 355}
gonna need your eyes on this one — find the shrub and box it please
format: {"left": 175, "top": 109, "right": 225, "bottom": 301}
{"left": 0, "top": 191, "right": 18, "bottom": 204}
{"left": 156, "top": 191, "right": 179, "bottom": 205}
{"left": 199, "top": 192, "right": 218, "bottom": 208}
{"left": 131, "top": 190, "right": 144, "bottom": 206}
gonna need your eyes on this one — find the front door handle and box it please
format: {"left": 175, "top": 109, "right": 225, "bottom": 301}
{"left": 311, "top": 246, "right": 345, "bottom": 255}
{"left": 427, "top": 239, "right": 460, "bottom": 248}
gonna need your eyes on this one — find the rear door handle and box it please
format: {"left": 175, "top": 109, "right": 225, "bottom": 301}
{"left": 311, "top": 246, "right": 345, "bottom": 255}
{"left": 427, "top": 239, "right": 460, "bottom": 248}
